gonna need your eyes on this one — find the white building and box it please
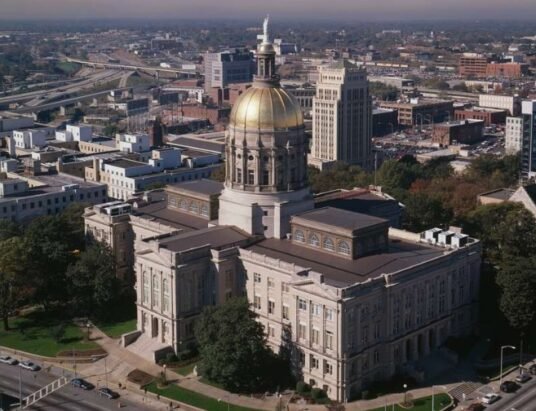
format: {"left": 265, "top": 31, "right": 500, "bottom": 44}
{"left": 505, "top": 116, "right": 523, "bottom": 154}
{"left": 55, "top": 124, "right": 93, "bottom": 142}
{"left": 117, "top": 133, "right": 151, "bottom": 153}
{"left": 310, "top": 60, "right": 372, "bottom": 170}
{"left": 479, "top": 94, "right": 520, "bottom": 116}
{"left": 13, "top": 129, "right": 47, "bottom": 149}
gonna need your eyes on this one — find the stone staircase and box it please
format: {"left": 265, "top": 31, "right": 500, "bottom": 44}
{"left": 126, "top": 333, "right": 172, "bottom": 363}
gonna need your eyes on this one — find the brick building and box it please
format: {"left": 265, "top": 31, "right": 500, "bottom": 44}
{"left": 180, "top": 104, "right": 231, "bottom": 126}
{"left": 453, "top": 106, "right": 507, "bottom": 126}
{"left": 432, "top": 120, "right": 484, "bottom": 146}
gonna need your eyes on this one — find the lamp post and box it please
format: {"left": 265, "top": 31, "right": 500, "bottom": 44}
{"left": 163, "top": 364, "right": 167, "bottom": 384}
{"left": 218, "top": 397, "right": 230, "bottom": 411}
{"left": 432, "top": 385, "right": 447, "bottom": 411}
{"left": 500, "top": 345, "right": 516, "bottom": 388}
{"left": 86, "top": 321, "right": 91, "bottom": 341}
{"left": 403, "top": 383, "right": 408, "bottom": 405}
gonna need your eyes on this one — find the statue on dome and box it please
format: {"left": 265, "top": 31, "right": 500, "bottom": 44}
{"left": 263, "top": 15, "right": 270, "bottom": 44}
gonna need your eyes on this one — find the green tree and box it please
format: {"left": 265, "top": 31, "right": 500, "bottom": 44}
{"left": 308, "top": 162, "right": 370, "bottom": 193}
{"left": 376, "top": 160, "right": 420, "bottom": 192}
{"left": 402, "top": 192, "right": 453, "bottom": 232}
{"left": 496, "top": 257, "right": 536, "bottom": 333}
{"left": 66, "top": 243, "right": 118, "bottom": 320}
{"left": 0, "top": 219, "right": 21, "bottom": 242}
{"left": 195, "top": 297, "right": 290, "bottom": 393}
{"left": 0, "top": 237, "right": 31, "bottom": 330}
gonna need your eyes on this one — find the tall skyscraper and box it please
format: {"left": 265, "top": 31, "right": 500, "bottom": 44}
{"left": 310, "top": 60, "right": 372, "bottom": 170}
{"left": 521, "top": 100, "right": 536, "bottom": 180}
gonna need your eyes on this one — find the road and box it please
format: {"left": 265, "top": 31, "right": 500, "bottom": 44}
{"left": 0, "top": 362, "right": 150, "bottom": 410}
{"left": 479, "top": 376, "right": 536, "bottom": 411}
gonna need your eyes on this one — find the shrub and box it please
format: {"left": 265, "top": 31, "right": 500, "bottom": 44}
{"left": 165, "top": 353, "right": 179, "bottom": 363}
{"left": 296, "top": 381, "right": 311, "bottom": 394}
{"left": 311, "top": 388, "right": 327, "bottom": 400}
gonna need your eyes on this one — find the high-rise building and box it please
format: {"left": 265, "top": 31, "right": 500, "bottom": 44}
{"left": 310, "top": 61, "right": 372, "bottom": 170}
{"left": 204, "top": 48, "right": 255, "bottom": 93}
{"left": 521, "top": 101, "right": 536, "bottom": 180}
{"left": 505, "top": 116, "right": 523, "bottom": 155}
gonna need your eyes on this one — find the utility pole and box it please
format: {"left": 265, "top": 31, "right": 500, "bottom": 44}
{"left": 104, "top": 357, "right": 108, "bottom": 388}
{"left": 19, "top": 362, "right": 23, "bottom": 410}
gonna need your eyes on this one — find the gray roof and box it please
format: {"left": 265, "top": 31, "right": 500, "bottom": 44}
{"left": 167, "top": 179, "right": 223, "bottom": 198}
{"left": 292, "top": 207, "right": 388, "bottom": 235}
{"left": 158, "top": 226, "right": 250, "bottom": 252}
{"left": 479, "top": 188, "right": 515, "bottom": 201}
{"left": 106, "top": 159, "right": 146, "bottom": 169}
{"left": 135, "top": 201, "right": 208, "bottom": 231}
{"left": 168, "top": 136, "right": 225, "bottom": 154}
{"left": 247, "top": 237, "right": 445, "bottom": 287}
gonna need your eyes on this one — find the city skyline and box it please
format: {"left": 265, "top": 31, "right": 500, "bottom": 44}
{"left": 1, "top": 0, "right": 536, "bottom": 21}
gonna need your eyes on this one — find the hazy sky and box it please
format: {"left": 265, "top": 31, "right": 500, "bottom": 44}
{"left": 1, "top": 0, "right": 536, "bottom": 21}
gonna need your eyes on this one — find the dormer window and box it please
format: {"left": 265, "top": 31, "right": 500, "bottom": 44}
{"left": 323, "top": 237, "right": 335, "bottom": 251}
{"left": 309, "top": 234, "right": 320, "bottom": 247}
{"left": 338, "top": 241, "right": 350, "bottom": 255}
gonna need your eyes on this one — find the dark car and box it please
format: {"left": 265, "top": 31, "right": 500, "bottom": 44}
{"left": 71, "top": 378, "right": 95, "bottom": 390}
{"left": 529, "top": 364, "right": 536, "bottom": 375}
{"left": 499, "top": 380, "right": 519, "bottom": 393}
{"left": 97, "top": 387, "right": 119, "bottom": 399}
{"left": 466, "top": 403, "right": 485, "bottom": 411}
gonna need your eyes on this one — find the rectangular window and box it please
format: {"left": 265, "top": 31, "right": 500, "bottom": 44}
{"left": 254, "top": 273, "right": 261, "bottom": 283}
{"left": 324, "top": 360, "right": 333, "bottom": 375}
{"left": 298, "top": 323, "right": 307, "bottom": 340}
{"left": 326, "top": 331, "right": 333, "bottom": 350}
{"left": 311, "top": 304, "right": 321, "bottom": 316}
{"left": 312, "top": 328, "right": 319, "bottom": 344}
{"left": 268, "top": 325, "right": 275, "bottom": 337}
{"left": 299, "top": 298, "right": 307, "bottom": 311}
{"left": 262, "top": 170, "right": 270, "bottom": 185}
{"left": 247, "top": 169, "right": 255, "bottom": 185}
{"left": 310, "top": 355, "right": 319, "bottom": 369}
{"left": 236, "top": 168, "right": 242, "bottom": 183}
{"left": 254, "top": 295, "right": 261, "bottom": 310}
{"left": 282, "top": 304, "right": 289, "bottom": 320}
{"left": 282, "top": 283, "right": 289, "bottom": 293}
{"left": 268, "top": 300, "right": 275, "bottom": 314}
{"left": 268, "top": 277, "right": 274, "bottom": 288}
{"left": 325, "top": 308, "right": 334, "bottom": 321}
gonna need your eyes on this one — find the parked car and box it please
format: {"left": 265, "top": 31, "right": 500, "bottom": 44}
{"left": 71, "top": 378, "right": 95, "bottom": 390}
{"left": 529, "top": 364, "right": 536, "bottom": 375}
{"left": 466, "top": 403, "right": 485, "bottom": 411}
{"left": 500, "top": 380, "right": 519, "bottom": 393}
{"left": 97, "top": 387, "right": 119, "bottom": 399}
{"left": 18, "top": 361, "right": 40, "bottom": 371}
{"left": 516, "top": 373, "right": 531, "bottom": 383}
{"left": 482, "top": 393, "right": 500, "bottom": 404}
{"left": 0, "top": 356, "right": 18, "bottom": 365}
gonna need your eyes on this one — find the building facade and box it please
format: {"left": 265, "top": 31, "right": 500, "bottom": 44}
{"left": 453, "top": 107, "right": 507, "bottom": 126}
{"left": 505, "top": 116, "right": 523, "bottom": 154}
{"left": 310, "top": 61, "right": 372, "bottom": 169}
{"left": 204, "top": 48, "right": 255, "bottom": 92}
{"left": 431, "top": 120, "right": 484, "bottom": 146}
{"left": 379, "top": 99, "right": 453, "bottom": 127}
{"left": 521, "top": 100, "right": 536, "bottom": 180}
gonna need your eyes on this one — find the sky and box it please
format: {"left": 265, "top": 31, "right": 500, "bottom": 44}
{"left": 1, "top": 0, "right": 536, "bottom": 21}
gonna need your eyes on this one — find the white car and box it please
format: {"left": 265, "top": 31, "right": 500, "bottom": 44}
{"left": 18, "top": 360, "right": 40, "bottom": 371}
{"left": 0, "top": 355, "right": 18, "bottom": 365}
{"left": 482, "top": 393, "right": 500, "bottom": 404}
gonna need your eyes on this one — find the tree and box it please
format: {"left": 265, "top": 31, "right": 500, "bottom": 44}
{"left": 195, "top": 297, "right": 290, "bottom": 393}
{"left": 376, "top": 160, "right": 420, "bottom": 192}
{"left": 66, "top": 243, "right": 118, "bottom": 320}
{"left": 308, "top": 162, "right": 370, "bottom": 193}
{"left": 496, "top": 257, "right": 536, "bottom": 333}
{"left": 209, "top": 164, "right": 225, "bottom": 182}
{"left": 0, "top": 237, "right": 31, "bottom": 330}
{"left": 402, "top": 192, "right": 453, "bottom": 232}
{"left": 0, "top": 219, "right": 20, "bottom": 242}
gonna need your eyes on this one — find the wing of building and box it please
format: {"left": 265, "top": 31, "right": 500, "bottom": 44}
{"left": 84, "top": 18, "right": 481, "bottom": 403}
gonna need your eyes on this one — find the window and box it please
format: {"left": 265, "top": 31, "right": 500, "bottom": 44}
{"left": 189, "top": 202, "right": 199, "bottom": 214}
{"left": 254, "top": 273, "right": 261, "bottom": 283}
{"left": 361, "top": 325, "right": 369, "bottom": 345}
{"left": 325, "top": 308, "right": 334, "bottom": 321}
{"left": 236, "top": 168, "right": 242, "bottom": 183}
{"left": 282, "top": 304, "right": 289, "bottom": 320}
{"left": 323, "top": 237, "right": 335, "bottom": 251}
{"left": 262, "top": 170, "right": 270, "bottom": 185}
{"left": 152, "top": 275, "right": 160, "bottom": 308}
{"left": 310, "top": 355, "right": 319, "bottom": 369}
{"left": 374, "top": 322, "right": 381, "bottom": 340}
{"left": 325, "top": 331, "right": 333, "bottom": 349}
{"left": 254, "top": 295, "right": 261, "bottom": 310}
{"left": 299, "top": 298, "right": 307, "bottom": 311}
{"left": 298, "top": 323, "right": 307, "bottom": 340}
{"left": 268, "top": 324, "right": 275, "bottom": 337}
{"left": 142, "top": 272, "right": 149, "bottom": 304}
{"left": 338, "top": 241, "right": 350, "bottom": 255}
{"left": 200, "top": 204, "right": 209, "bottom": 217}
{"left": 268, "top": 300, "right": 275, "bottom": 314}
{"left": 268, "top": 277, "right": 275, "bottom": 288}
{"left": 324, "top": 360, "right": 333, "bottom": 375}
{"left": 374, "top": 350, "right": 380, "bottom": 365}
{"left": 312, "top": 303, "right": 321, "bottom": 316}
{"left": 294, "top": 230, "right": 305, "bottom": 242}
{"left": 282, "top": 283, "right": 289, "bottom": 293}
{"left": 312, "top": 328, "right": 320, "bottom": 344}
{"left": 309, "top": 234, "right": 320, "bottom": 247}
{"left": 163, "top": 279, "right": 170, "bottom": 312}
{"left": 247, "top": 169, "right": 255, "bottom": 185}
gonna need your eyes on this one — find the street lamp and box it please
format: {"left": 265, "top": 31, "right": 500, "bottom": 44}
{"left": 218, "top": 397, "right": 230, "bottom": 411}
{"left": 431, "top": 385, "right": 447, "bottom": 411}
{"left": 163, "top": 364, "right": 167, "bottom": 384}
{"left": 403, "top": 383, "right": 408, "bottom": 405}
{"left": 499, "top": 345, "right": 516, "bottom": 387}
{"left": 86, "top": 321, "right": 91, "bottom": 341}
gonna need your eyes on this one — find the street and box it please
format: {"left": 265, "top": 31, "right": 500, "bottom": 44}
{"left": 0, "top": 362, "right": 149, "bottom": 410}
{"left": 476, "top": 376, "right": 536, "bottom": 411}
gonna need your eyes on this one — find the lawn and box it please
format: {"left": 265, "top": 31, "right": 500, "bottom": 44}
{"left": 367, "top": 393, "right": 451, "bottom": 411}
{"left": 55, "top": 61, "right": 81, "bottom": 75}
{"left": 146, "top": 382, "right": 259, "bottom": 411}
{"left": 97, "top": 319, "right": 137, "bottom": 339}
{"left": 173, "top": 360, "right": 198, "bottom": 377}
{"left": 0, "top": 311, "right": 99, "bottom": 357}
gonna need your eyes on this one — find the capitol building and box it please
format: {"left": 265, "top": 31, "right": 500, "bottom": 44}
{"left": 84, "top": 18, "right": 482, "bottom": 402}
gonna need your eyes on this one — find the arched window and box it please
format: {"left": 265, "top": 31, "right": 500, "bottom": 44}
{"left": 294, "top": 230, "right": 305, "bottom": 242}
{"left": 309, "top": 233, "right": 320, "bottom": 247}
{"left": 338, "top": 241, "right": 350, "bottom": 255}
{"left": 200, "top": 204, "right": 209, "bottom": 217}
{"left": 189, "top": 202, "right": 199, "bottom": 214}
{"left": 323, "top": 237, "right": 335, "bottom": 251}
{"left": 179, "top": 199, "right": 188, "bottom": 210}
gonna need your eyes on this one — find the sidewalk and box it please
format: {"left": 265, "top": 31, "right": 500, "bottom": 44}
{"left": 85, "top": 325, "right": 279, "bottom": 411}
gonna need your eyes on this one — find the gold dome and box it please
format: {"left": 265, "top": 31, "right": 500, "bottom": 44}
{"left": 229, "top": 85, "right": 304, "bottom": 130}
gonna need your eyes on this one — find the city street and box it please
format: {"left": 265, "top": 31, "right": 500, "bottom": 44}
{"left": 0, "top": 362, "right": 149, "bottom": 410}
{"left": 475, "top": 376, "right": 536, "bottom": 411}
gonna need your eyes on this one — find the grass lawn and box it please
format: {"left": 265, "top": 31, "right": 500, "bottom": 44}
{"left": 0, "top": 311, "right": 99, "bottom": 357}
{"left": 367, "top": 393, "right": 451, "bottom": 411}
{"left": 97, "top": 319, "right": 137, "bottom": 339}
{"left": 55, "top": 61, "right": 81, "bottom": 74}
{"left": 146, "top": 382, "right": 259, "bottom": 411}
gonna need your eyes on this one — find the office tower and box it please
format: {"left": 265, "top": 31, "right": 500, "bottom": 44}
{"left": 521, "top": 101, "right": 536, "bottom": 180}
